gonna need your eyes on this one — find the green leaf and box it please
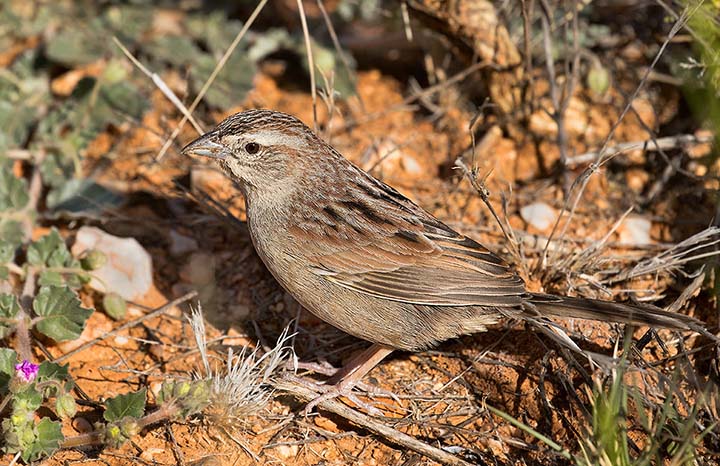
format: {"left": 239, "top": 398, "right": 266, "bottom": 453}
{"left": 22, "top": 418, "right": 63, "bottom": 462}
{"left": 0, "top": 101, "right": 37, "bottom": 151}
{"left": 45, "top": 27, "right": 106, "bottom": 66}
{"left": 192, "top": 52, "right": 255, "bottom": 110}
{"left": 38, "top": 270, "right": 64, "bottom": 287}
{"left": 104, "top": 4, "right": 153, "bottom": 41}
{"left": 246, "top": 28, "right": 294, "bottom": 62}
{"left": 39, "top": 152, "right": 75, "bottom": 189}
{"left": 27, "top": 229, "right": 67, "bottom": 266}
{"left": 0, "top": 219, "right": 25, "bottom": 247}
{"left": 27, "top": 230, "right": 82, "bottom": 287}
{"left": 0, "top": 241, "right": 10, "bottom": 277}
{"left": 0, "top": 240, "right": 15, "bottom": 263}
{"left": 0, "top": 293, "right": 20, "bottom": 338}
{"left": 13, "top": 386, "right": 43, "bottom": 412}
{"left": 96, "top": 81, "right": 148, "bottom": 123}
{"left": 0, "top": 348, "right": 17, "bottom": 394}
{"left": 37, "top": 361, "right": 69, "bottom": 383}
{"left": 104, "top": 388, "right": 147, "bottom": 422}
{"left": 146, "top": 35, "right": 202, "bottom": 67}
{"left": 186, "top": 11, "right": 243, "bottom": 55}
{"left": 0, "top": 2, "right": 53, "bottom": 39}
{"left": 33, "top": 286, "right": 93, "bottom": 342}
{"left": 299, "top": 40, "right": 355, "bottom": 97}
{"left": 37, "top": 361, "right": 72, "bottom": 395}
{"left": 0, "top": 163, "right": 30, "bottom": 211}
{"left": 46, "top": 179, "right": 125, "bottom": 218}
{"left": 0, "top": 348, "right": 16, "bottom": 376}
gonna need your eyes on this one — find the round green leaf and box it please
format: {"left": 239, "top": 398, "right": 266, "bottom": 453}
{"left": 33, "top": 286, "right": 93, "bottom": 341}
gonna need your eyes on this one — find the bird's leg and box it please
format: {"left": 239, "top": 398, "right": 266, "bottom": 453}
{"left": 302, "top": 343, "right": 394, "bottom": 415}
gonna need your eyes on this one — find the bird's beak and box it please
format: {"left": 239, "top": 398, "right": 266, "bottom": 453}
{"left": 181, "top": 131, "right": 228, "bottom": 160}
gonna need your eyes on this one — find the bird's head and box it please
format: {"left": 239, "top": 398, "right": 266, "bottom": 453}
{"left": 181, "top": 110, "right": 332, "bottom": 196}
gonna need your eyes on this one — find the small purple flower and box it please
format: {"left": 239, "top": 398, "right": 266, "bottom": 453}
{"left": 15, "top": 360, "right": 39, "bottom": 383}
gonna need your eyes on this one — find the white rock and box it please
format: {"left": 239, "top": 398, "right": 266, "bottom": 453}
{"left": 619, "top": 216, "right": 652, "bottom": 245}
{"left": 274, "top": 444, "right": 299, "bottom": 459}
{"left": 114, "top": 335, "right": 129, "bottom": 346}
{"left": 169, "top": 230, "right": 198, "bottom": 257}
{"left": 179, "top": 252, "right": 215, "bottom": 286}
{"left": 71, "top": 226, "right": 153, "bottom": 301}
{"left": 520, "top": 202, "right": 558, "bottom": 231}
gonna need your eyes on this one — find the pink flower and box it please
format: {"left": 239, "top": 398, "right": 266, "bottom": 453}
{"left": 15, "top": 360, "right": 39, "bottom": 383}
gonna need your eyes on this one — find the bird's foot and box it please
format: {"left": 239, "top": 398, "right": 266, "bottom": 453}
{"left": 303, "top": 378, "right": 384, "bottom": 417}
{"left": 284, "top": 344, "right": 396, "bottom": 416}
{"left": 281, "top": 373, "right": 387, "bottom": 416}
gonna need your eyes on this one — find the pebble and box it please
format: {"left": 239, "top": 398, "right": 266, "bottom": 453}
{"left": 618, "top": 216, "right": 652, "bottom": 245}
{"left": 72, "top": 417, "right": 93, "bottom": 433}
{"left": 520, "top": 202, "right": 558, "bottom": 231}
{"left": 71, "top": 226, "right": 153, "bottom": 301}
{"left": 169, "top": 229, "right": 199, "bottom": 257}
{"left": 274, "top": 444, "right": 299, "bottom": 459}
{"left": 113, "top": 335, "right": 129, "bottom": 346}
{"left": 179, "top": 252, "right": 216, "bottom": 286}
{"left": 139, "top": 448, "right": 165, "bottom": 462}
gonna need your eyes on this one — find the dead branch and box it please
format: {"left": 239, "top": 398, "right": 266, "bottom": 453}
{"left": 566, "top": 133, "right": 714, "bottom": 167}
{"left": 273, "top": 379, "right": 475, "bottom": 466}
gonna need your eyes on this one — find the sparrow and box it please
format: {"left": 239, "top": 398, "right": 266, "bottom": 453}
{"left": 182, "top": 109, "right": 708, "bottom": 412}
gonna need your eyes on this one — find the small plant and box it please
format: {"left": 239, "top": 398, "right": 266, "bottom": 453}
{"left": 488, "top": 345, "right": 712, "bottom": 466}
{"left": 0, "top": 227, "right": 107, "bottom": 361}
{"left": 189, "top": 306, "right": 293, "bottom": 430}
{"left": 576, "top": 355, "right": 709, "bottom": 466}
{"left": 0, "top": 347, "right": 213, "bottom": 461}
{"left": 0, "top": 294, "right": 289, "bottom": 462}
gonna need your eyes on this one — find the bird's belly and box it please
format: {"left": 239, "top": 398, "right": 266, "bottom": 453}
{"left": 246, "top": 219, "right": 502, "bottom": 351}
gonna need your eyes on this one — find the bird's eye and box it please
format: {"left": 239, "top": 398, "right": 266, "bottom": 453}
{"left": 245, "top": 142, "right": 260, "bottom": 154}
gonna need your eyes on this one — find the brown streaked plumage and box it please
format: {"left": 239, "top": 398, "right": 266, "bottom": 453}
{"left": 182, "top": 109, "right": 708, "bottom": 411}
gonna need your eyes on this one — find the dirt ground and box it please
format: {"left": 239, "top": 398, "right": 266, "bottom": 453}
{"left": 2, "top": 2, "right": 720, "bottom": 465}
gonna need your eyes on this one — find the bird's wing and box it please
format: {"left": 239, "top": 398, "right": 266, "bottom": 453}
{"left": 293, "top": 172, "right": 527, "bottom": 307}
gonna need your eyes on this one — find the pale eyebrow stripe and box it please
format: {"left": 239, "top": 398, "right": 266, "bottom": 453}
{"left": 248, "top": 130, "right": 309, "bottom": 149}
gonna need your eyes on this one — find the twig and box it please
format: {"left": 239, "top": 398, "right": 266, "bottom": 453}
{"left": 156, "top": 0, "right": 269, "bottom": 161}
{"left": 454, "top": 159, "right": 522, "bottom": 264}
{"left": 297, "top": 0, "right": 318, "bottom": 132}
{"left": 484, "top": 404, "right": 572, "bottom": 460}
{"left": 61, "top": 402, "right": 179, "bottom": 449}
{"left": 112, "top": 37, "right": 203, "bottom": 135}
{"left": 538, "top": 5, "right": 696, "bottom": 274}
{"left": 8, "top": 451, "right": 21, "bottom": 466}
{"left": 566, "top": 133, "right": 714, "bottom": 167}
{"left": 15, "top": 268, "right": 36, "bottom": 362}
{"left": 21, "top": 152, "right": 44, "bottom": 240}
{"left": 16, "top": 155, "right": 44, "bottom": 361}
{"left": 165, "top": 424, "right": 185, "bottom": 466}
{"left": 607, "top": 226, "right": 720, "bottom": 285}
{"left": 315, "top": 0, "right": 358, "bottom": 101}
{"left": 520, "top": 0, "right": 536, "bottom": 117}
{"left": 53, "top": 291, "right": 198, "bottom": 363}
{"left": 400, "top": 1, "right": 414, "bottom": 41}
{"left": 538, "top": 0, "right": 580, "bottom": 192}
{"left": 4, "top": 149, "right": 33, "bottom": 160}
{"left": 273, "top": 379, "right": 474, "bottom": 466}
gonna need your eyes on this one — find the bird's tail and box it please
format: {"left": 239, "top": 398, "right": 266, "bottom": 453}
{"left": 526, "top": 293, "right": 711, "bottom": 336}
